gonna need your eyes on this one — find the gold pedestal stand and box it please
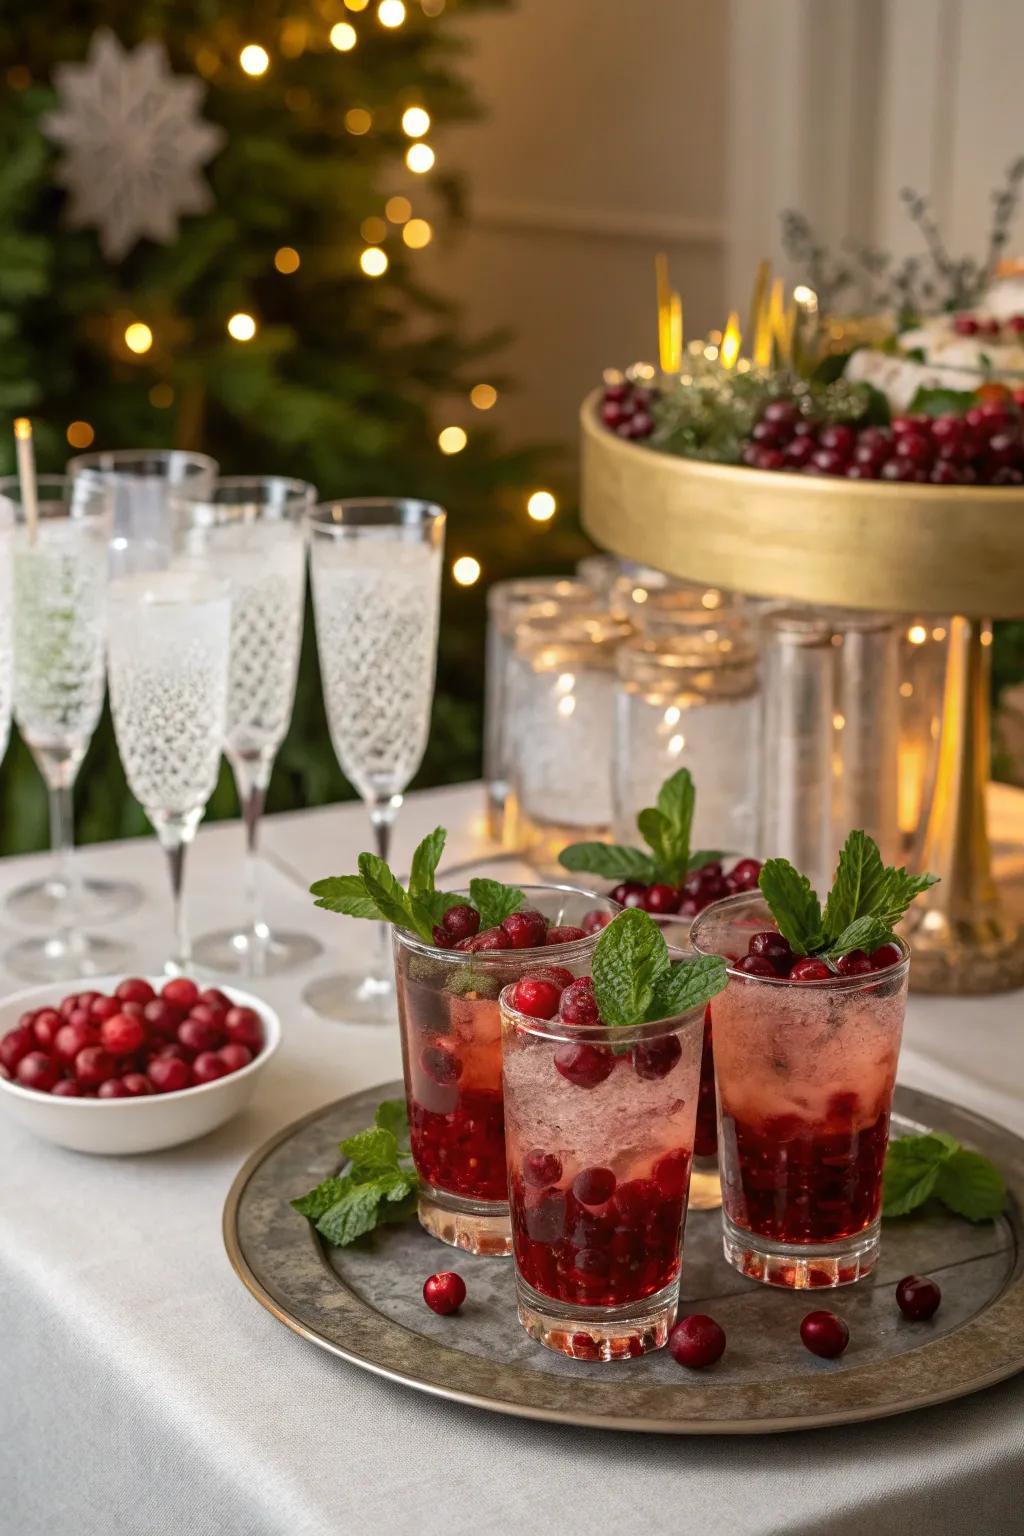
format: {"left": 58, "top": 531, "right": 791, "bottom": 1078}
{"left": 581, "top": 392, "right": 1024, "bottom": 994}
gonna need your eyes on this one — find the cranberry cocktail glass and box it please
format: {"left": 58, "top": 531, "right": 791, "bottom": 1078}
{"left": 692, "top": 893, "right": 909, "bottom": 1289}
{"left": 500, "top": 990, "right": 704, "bottom": 1358}
{"left": 393, "top": 885, "right": 617, "bottom": 1256}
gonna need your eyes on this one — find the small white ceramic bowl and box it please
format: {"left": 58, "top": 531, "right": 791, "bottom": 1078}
{"left": 0, "top": 975, "right": 281, "bottom": 1155}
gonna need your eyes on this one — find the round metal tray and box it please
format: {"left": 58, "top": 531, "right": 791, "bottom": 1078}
{"left": 223, "top": 1083, "right": 1024, "bottom": 1435}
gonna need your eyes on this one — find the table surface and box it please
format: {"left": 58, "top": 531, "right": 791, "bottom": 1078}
{"left": 4, "top": 781, "right": 1024, "bottom": 1536}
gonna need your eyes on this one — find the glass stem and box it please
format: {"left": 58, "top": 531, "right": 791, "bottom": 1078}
{"left": 369, "top": 794, "right": 402, "bottom": 979}
{"left": 36, "top": 747, "right": 81, "bottom": 937}
{"left": 48, "top": 777, "right": 75, "bottom": 902}
{"left": 231, "top": 751, "right": 272, "bottom": 948}
{"left": 158, "top": 812, "right": 200, "bottom": 974}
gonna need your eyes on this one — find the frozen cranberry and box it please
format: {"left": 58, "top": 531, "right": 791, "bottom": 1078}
{"left": 729, "top": 857, "right": 762, "bottom": 891}
{"left": 653, "top": 1147, "right": 690, "bottom": 1197}
{"left": 422, "top": 1271, "right": 466, "bottom": 1315}
{"left": 501, "top": 909, "right": 548, "bottom": 949}
{"left": 116, "top": 977, "right": 156, "bottom": 1005}
{"left": 143, "top": 998, "right": 182, "bottom": 1034}
{"left": 51, "top": 1079, "right": 82, "bottom": 1097}
{"left": 31, "top": 1009, "right": 63, "bottom": 1049}
{"left": 121, "top": 1073, "right": 154, "bottom": 1096}
{"left": 54, "top": 1020, "right": 100, "bottom": 1063}
{"left": 532, "top": 965, "right": 574, "bottom": 990}
{"left": 610, "top": 881, "right": 646, "bottom": 906}
{"left": 582, "top": 908, "right": 613, "bottom": 934}
{"left": 15, "top": 1051, "right": 60, "bottom": 1092}
{"left": 524, "top": 1149, "right": 562, "bottom": 1187}
{"left": 642, "top": 883, "right": 681, "bottom": 915}
{"left": 161, "top": 976, "right": 200, "bottom": 1010}
{"left": 218, "top": 1042, "right": 253, "bottom": 1073}
{"left": 470, "top": 928, "right": 507, "bottom": 952}
{"left": 896, "top": 1274, "right": 941, "bottom": 1321}
{"left": 420, "top": 1044, "right": 462, "bottom": 1084}
{"left": 0, "top": 1026, "right": 36, "bottom": 1072}
{"left": 178, "top": 1017, "right": 222, "bottom": 1054}
{"left": 789, "top": 956, "right": 832, "bottom": 981}
{"left": 200, "top": 988, "right": 232, "bottom": 1010}
{"left": 632, "top": 1034, "right": 682, "bottom": 1080}
{"left": 835, "top": 949, "right": 873, "bottom": 977}
{"left": 800, "top": 1310, "right": 849, "bottom": 1358}
{"left": 869, "top": 942, "right": 903, "bottom": 971}
{"left": 545, "top": 925, "right": 587, "bottom": 945}
{"left": 749, "top": 931, "right": 791, "bottom": 961}
{"left": 558, "top": 976, "right": 601, "bottom": 1025}
{"left": 224, "top": 1006, "right": 263, "bottom": 1051}
{"left": 193, "top": 1051, "right": 229, "bottom": 1084}
{"left": 511, "top": 977, "right": 561, "bottom": 1019}
{"left": 553, "top": 1042, "right": 614, "bottom": 1089}
{"left": 98, "top": 1077, "right": 131, "bottom": 1098}
{"left": 431, "top": 925, "right": 455, "bottom": 948}
{"left": 572, "top": 1166, "right": 617, "bottom": 1205}
{"left": 735, "top": 954, "right": 776, "bottom": 978}
{"left": 74, "top": 1045, "right": 116, "bottom": 1088}
{"left": 669, "top": 1314, "right": 726, "bottom": 1368}
{"left": 88, "top": 995, "right": 120, "bottom": 1023}
{"left": 101, "top": 1013, "right": 145, "bottom": 1056}
{"left": 441, "top": 904, "right": 480, "bottom": 943}
{"left": 148, "top": 1056, "right": 192, "bottom": 1093}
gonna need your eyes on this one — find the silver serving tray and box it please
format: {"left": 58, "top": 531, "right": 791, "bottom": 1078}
{"left": 223, "top": 1083, "right": 1024, "bottom": 1434}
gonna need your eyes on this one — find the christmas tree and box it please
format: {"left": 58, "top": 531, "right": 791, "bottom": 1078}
{"left": 0, "top": 1, "right": 585, "bottom": 852}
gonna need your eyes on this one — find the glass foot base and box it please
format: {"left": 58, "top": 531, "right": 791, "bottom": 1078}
{"left": 722, "top": 1211, "right": 881, "bottom": 1289}
{"left": 688, "top": 1157, "right": 722, "bottom": 1212}
{"left": 4, "top": 932, "right": 133, "bottom": 985}
{"left": 193, "top": 926, "right": 322, "bottom": 979}
{"left": 6, "top": 875, "right": 142, "bottom": 927}
{"left": 302, "top": 971, "right": 396, "bottom": 1025}
{"left": 418, "top": 1188, "right": 512, "bottom": 1257}
{"left": 516, "top": 1275, "right": 679, "bottom": 1359}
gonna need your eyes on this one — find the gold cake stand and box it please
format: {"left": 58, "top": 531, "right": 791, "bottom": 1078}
{"left": 581, "top": 390, "right": 1024, "bottom": 994}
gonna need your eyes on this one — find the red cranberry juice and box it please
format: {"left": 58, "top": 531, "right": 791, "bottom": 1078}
{"left": 694, "top": 1004, "right": 717, "bottom": 1158}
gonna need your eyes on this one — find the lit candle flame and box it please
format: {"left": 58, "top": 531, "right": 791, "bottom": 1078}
{"left": 13, "top": 417, "right": 38, "bottom": 543}
{"left": 720, "top": 310, "right": 742, "bottom": 369}
{"left": 655, "top": 253, "right": 683, "bottom": 373}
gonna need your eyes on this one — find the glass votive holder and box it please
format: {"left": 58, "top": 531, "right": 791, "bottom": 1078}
{"left": 898, "top": 618, "right": 949, "bottom": 855}
{"left": 830, "top": 608, "right": 900, "bottom": 866}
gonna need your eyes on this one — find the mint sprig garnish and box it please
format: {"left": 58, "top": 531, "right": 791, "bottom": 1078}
{"left": 310, "top": 826, "right": 524, "bottom": 943}
{"left": 292, "top": 1099, "right": 419, "bottom": 1246}
{"left": 591, "top": 908, "right": 728, "bottom": 1025}
{"left": 559, "top": 768, "right": 722, "bottom": 887}
{"left": 758, "top": 830, "right": 938, "bottom": 960}
{"left": 883, "top": 1132, "right": 1006, "bottom": 1223}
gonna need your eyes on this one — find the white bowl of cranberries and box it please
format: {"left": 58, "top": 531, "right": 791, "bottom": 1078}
{"left": 0, "top": 974, "right": 280, "bottom": 1155}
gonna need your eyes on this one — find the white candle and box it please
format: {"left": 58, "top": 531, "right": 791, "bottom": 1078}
{"left": 13, "top": 418, "right": 38, "bottom": 544}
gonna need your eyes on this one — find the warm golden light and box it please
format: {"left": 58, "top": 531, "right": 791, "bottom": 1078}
{"left": 378, "top": 0, "right": 406, "bottom": 25}
{"left": 239, "top": 44, "right": 270, "bottom": 75}
{"left": 345, "top": 107, "right": 372, "bottom": 134}
{"left": 720, "top": 311, "right": 742, "bottom": 370}
{"left": 330, "top": 22, "right": 357, "bottom": 50}
{"left": 401, "top": 106, "right": 430, "bottom": 138}
{"left": 470, "top": 383, "right": 497, "bottom": 410}
{"left": 438, "top": 425, "right": 467, "bottom": 454}
{"left": 149, "top": 384, "right": 174, "bottom": 408}
{"left": 527, "top": 490, "right": 556, "bottom": 522}
{"left": 274, "top": 246, "right": 301, "bottom": 274}
{"left": 793, "top": 283, "right": 819, "bottom": 312}
{"left": 386, "top": 195, "right": 412, "bottom": 223}
{"left": 402, "top": 217, "right": 431, "bottom": 248}
{"left": 279, "top": 19, "right": 309, "bottom": 58}
{"left": 908, "top": 624, "right": 928, "bottom": 645}
{"left": 361, "top": 216, "right": 388, "bottom": 243}
{"left": 66, "top": 420, "right": 94, "bottom": 449}
{"left": 406, "top": 142, "right": 435, "bottom": 173}
{"left": 360, "top": 246, "right": 388, "bottom": 277}
{"left": 452, "top": 555, "right": 480, "bottom": 586}
{"left": 345, "top": 0, "right": 370, "bottom": 9}
{"left": 227, "top": 312, "right": 257, "bottom": 341}
{"left": 421, "top": 0, "right": 445, "bottom": 12}
{"left": 124, "top": 322, "right": 153, "bottom": 354}
{"left": 13, "top": 418, "right": 31, "bottom": 440}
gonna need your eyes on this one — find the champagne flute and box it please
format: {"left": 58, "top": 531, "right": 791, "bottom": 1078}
{"left": 177, "top": 476, "right": 322, "bottom": 976}
{"left": 106, "top": 567, "right": 231, "bottom": 973}
{"left": 305, "top": 499, "right": 445, "bottom": 1023}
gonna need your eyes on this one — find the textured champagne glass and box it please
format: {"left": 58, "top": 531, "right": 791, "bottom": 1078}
{"left": 306, "top": 498, "right": 445, "bottom": 1024}
{"left": 106, "top": 567, "right": 231, "bottom": 973}
{"left": 177, "top": 476, "right": 322, "bottom": 976}
{"left": 3, "top": 475, "right": 131, "bottom": 981}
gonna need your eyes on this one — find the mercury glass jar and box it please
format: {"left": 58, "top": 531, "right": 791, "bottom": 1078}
{"left": 897, "top": 618, "right": 949, "bottom": 856}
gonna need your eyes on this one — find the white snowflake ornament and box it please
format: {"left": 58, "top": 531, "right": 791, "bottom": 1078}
{"left": 42, "top": 29, "right": 225, "bottom": 262}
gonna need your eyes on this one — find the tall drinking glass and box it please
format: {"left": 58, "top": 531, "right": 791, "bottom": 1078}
{"left": 69, "top": 448, "right": 218, "bottom": 556}
{"left": 3, "top": 476, "right": 131, "bottom": 980}
{"left": 177, "top": 477, "right": 321, "bottom": 976}
{"left": 106, "top": 568, "right": 231, "bottom": 973}
{"left": 306, "top": 499, "right": 445, "bottom": 1024}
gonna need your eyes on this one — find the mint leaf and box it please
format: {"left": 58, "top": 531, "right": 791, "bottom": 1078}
{"left": 592, "top": 909, "right": 671, "bottom": 1027}
{"left": 358, "top": 852, "right": 422, "bottom": 936}
{"left": 635, "top": 768, "right": 696, "bottom": 883}
{"left": 410, "top": 889, "right": 463, "bottom": 937}
{"left": 558, "top": 841, "right": 657, "bottom": 883}
{"left": 872, "top": 866, "right": 939, "bottom": 929}
{"left": 649, "top": 953, "right": 728, "bottom": 1019}
{"left": 409, "top": 827, "right": 446, "bottom": 896}
{"left": 909, "top": 385, "right": 975, "bottom": 417}
{"left": 375, "top": 1098, "right": 410, "bottom": 1154}
{"left": 882, "top": 1132, "right": 958, "bottom": 1217}
{"left": 291, "top": 1174, "right": 353, "bottom": 1221}
{"left": 657, "top": 767, "right": 696, "bottom": 842}
{"left": 825, "top": 915, "right": 894, "bottom": 959}
{"left": 757, "top": 858, "right": 823, "bottom": 956}
{"left": 822, "top": 831, "right": 887, "bottom": 940}
{"left": 316, "top": 1179, "right": 400, "bottom": 1247}
{"left": 340, "top": 1125, "right": 402, "bottom": 1179}
{"left": 309, "top": 874, "right": 382, "bottom": 921}
{"left": 468, "top": 877, "right": 524, "bottom": 930}
{"left": 292, "top": 1098, "right": 420, "bottom": 1248}
{"left": 935, "top": 1149, "right": 1007, "bottom": 1222}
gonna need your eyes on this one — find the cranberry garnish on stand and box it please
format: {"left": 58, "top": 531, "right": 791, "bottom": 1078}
{"left": 599, "top": 375, "right": 659, "bottom": 441}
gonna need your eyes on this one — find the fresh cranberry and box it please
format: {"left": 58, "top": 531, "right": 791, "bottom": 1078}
{"left": 200, "top": 988, "right": 232, "bottom": 1010}
{"left": 553, "top": 1042, "right": 614, "bottom": 1089}
{"left": 642, "top": 883, "right": 682, "bottom": 915}
{"left": 66, "top": 1007, "right": 93, "bottom": 1034}
{"left": 835, "top": 949, "right": 873, "bottom": 977}
{"left": 881, "top": 458, "right": 924, "bottom": 482}
{"left": 784, "top": 435, "right": 816, "bottom": 467}
{"left": 119, "top": 1000, "right": 146, "bottom": 1021}
{"left": 558, "top": 977, "right": 601, "bottom": 1025}
{"left": 74, "top": 1045, "right": 116, "bottom": 1088}
{"left": 818, "top": 423, "right": 855, "bottom": 457}
{"left": 735, "top": 954, "right": 776, "bottom": 978}
{"left": 178, "top": 1017, "right": 222, "bottom": 1054}
{"left": 154, "top": 1043, "right": 189, "bottom": 1063}
{"left": 54, "top": 1020, "right": 99, "bottom": 1063}
{"left": 193, "top": 1051, "right": 229, "bottom": 1084}
{"left": 189, "top": 1002, "right": 225, "bottom": 1029}
{"left": 101, "top": 1013, "right": 145, "bottom": 1056}
{"left": 990, "top": 465, "right": 1024, "bottom": 485}
{"left": 572, "top": 1166, "right": 617, "bottom": 1205}
{"left": 810, "top": 448, "right": 846, "bottom": 475}
{"left": 30, "top": 1009, "right": 63, "bottom": 1050}
{"left": 669, "top": 1314, "right": 726, "bottom": 1369}
{"left": 896, "top": 1274, "right": 942, "bottom": 1321}
{"left": 116, "top": 977, "right": 156, "bottom": 1005}
{"left": 76, "top": 992, "right": 101, "bottom": 1014}
{"left": 98, "top": 1077, "right": 130, "bottom": 1098}
{"left": 869, "top": 942, "right": 902, "bottom": 971}
{"left": 930, "top": 461, "right": 966, "bottom": 484}
{"left": 749, "top": 931, "right": 791, "bottom": 961}
{"left": 894, "top": 432, "right": 934, "bottom": 467}
{"left": 788, "top": 956, "right": 832, "bottom": 981}
{"left": 431, "top": 925, "right": 455, "bottom": 948}
{"left": 751, "top": 420, "right": 784, "bottom": 448}
{"left": 470, "top": 928, "right": 507, "bottom": 952}
{"left": 422, "top": 1271, "right": 466, "bottom": 1315}
{"left": 625, "top": 410, "right": 653, "bottom": 439}
{"left": 800, "top": 1310, "right": 849, "bottom": 1358}
{"left": 148, "top": 1056, "right": 192, "bottom": 1093}
{"left": 753, "top": 447, "right": 786, "bottom": 471}
{"left": 545, "top": 925, "right": 587, "bottom": 945}
{"left": 420, "top": 1043, "right": 463, "bottom": 1084}
{"left": 632, "top": 1035, "right": 682, "bottom": 1080}
{"left": 161, "top": 976, "right": 200, "bottom": 1009}
{"left": 653, "top": 1147, "right": 690, "bottom": 1197}
{"left": 51, "top": 1079, "right": 82, "bottom": 1097}
{"left": 524, "top": 1149, "right": 562, "bottom": 1187}
{"left": 121, "top": 1072, "right": 154, "bottom": 1096}
{"left": 224, "top": 1006, "right": 263, "bottom": 1051}
{"left": 511, "top": 977, "right": 562, "bottom": 1019}
{"left": 143, "top": 998, "right": 182, "bottom": 1034}
{"left": 582, "top": 908, "right": 613, "bottom": 934}
{"left": 762, "top": 399, "right": 800, "bottom": 430}
{"left": 954, "top": 314, "right": 980, "bottom": 336}
{"left": 15, "top": 1051, "right": 60, "bottom": 1092}
{"left": 610, "top": 881, "right": 646, "bottom": 906}
{"left": 441, "top": 904, "right": 480, "bottom": 943}
{"left": 58, "top": 996, "right": 79, "bottom": 1019}
{"left": 89, "top": 995, "right": 120, "bottom": 1023}
{"left": 729, "top": 857, "right": 762, "bottom": 891}
{"left": 218, "top": 1043, "right": 253, "bottom": 1073}
{"left": 1009, "top": 315, "right": 1024, "bottom": 334}
{"left": 0, "top": 1026, "right": 36, "bottom": 1072}
{"left": 500, "top": 909, "right": 548, "bottom": 949}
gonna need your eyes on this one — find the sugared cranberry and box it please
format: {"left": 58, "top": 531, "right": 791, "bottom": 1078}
{"left": 441, "top": 904, "right": 480, "bottom": 943}
{"left": 431, "top": 925, "right": 454, "bottom": 948}
{"left": 533, "top": 965, "right": 574, "bottom": 990}
{"left": 553, "top": 1042, "right": 614, "bottom": 1089}
{"left": 148, "top": 1056, "right": 192, "bottom": 1093}
{"left": 788, "top": 956, "right": 832, "bottom": 981}
{"left": 800, "top": 1310, "right": 849, "bottom": 1358}
{"left": 98, "top": 1077, "right": 130, "bottom": 1098}
{"left": 161, "top": 976, "right": 199, "bottom": 1010}
{"left": 511, "top": 977, "right": 562, "bottom": 1020}
{"left": 101, "top": 1013, "right": 145, "bottom": 1056}
{"left": 669, "top": 1314, "right": 726, "bottom": 1369}
{"left": 193, "top": 1051, "right": 229, "bottom": 1084}
{"left": 121, "top": 1073, "right": 154, "bottom": 1096}
{"left": 835, "top": 949, "right": 873, "bottom": 977}
{"left": 545, "top": 925, "right": 587, "bottom": 945}
{"left": 610, "top": 881, "right": 646, "bottom": 906}
{"left": 470, "top": 928, "right": 507, "bottom": 952}
{"left": 729, "top": 857, "right": 762, "bottom": 891}
{"left": 735, "top": 954, "right": 776, "bottom": 978}
{"left": 178, "top": 1016, "right": 221, "bottom": 1054}
{"left": 500, "top": 909, "right": 548, "bottom": 949}
{"left": 632, "top": 1034, "right": 682, "bottom": 1080}
{"left": 524, "top": 1149, "right": 562, "bottom": 1187}
{"left": 582, "top": 908, "right": 613, "bottom": 934}
{"left": 572, "top": 1166, "right": 617, "bottom": 1205}
{"left": 558, "top": 976, "right": 601, "bottom": 1025}
{"left": 15, "top": 1050, "right": 60, "bottom": 1092}
{"left": 224, "top": 1006, "right": 262, "bottom": 1051}
{"left": 896, "top": 1274, "right": 941, "bottom": 1321}
{"left": 32, "top": 1009, "right": 63, "bottom": 1049}
{"left": 74, "top": 1045, "right": 116, "bottom": 1088}
{"left": 421, "top": 1044, "right": 462, "bottom": 1084}
{"left": 54, "top": 1020, "right": 99, "bottom": 1063}
{"left": 218, "top": 1043, "right": 253, "bottom": 1073}
{"left": 116, "top": 977, "right": 156, "bottom": 1005}
{"left": 869, "top": 942, "right": 902, "bottom": 971}
{"left": 641, "top": 883, "right": 681, "bottom": 915}
{"left": 423, "top": 1270, "right": 466, "bottom": 1315}
{"left": 51, "top": 1079, "right": 82, "bottom": 1097}
{"left": 0, "top": 1025, "right": 36, "bottom": 1072}
{"left": 89, "top": 995, "right": 121, "bottom": 1023}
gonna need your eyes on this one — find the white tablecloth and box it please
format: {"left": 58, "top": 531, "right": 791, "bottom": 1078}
{"left": 3, "top": 781, "right": 1023, "bottom": 1536}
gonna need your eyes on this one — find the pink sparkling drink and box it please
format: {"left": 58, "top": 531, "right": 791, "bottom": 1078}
{"left": 692, "top": 894, "right": 909, "bottom": 1289}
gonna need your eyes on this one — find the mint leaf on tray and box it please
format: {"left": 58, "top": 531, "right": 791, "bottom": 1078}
{"left": 292, "top": 1099, "right": 419, "bottom": 1247}
{"left": 883, "top": 1131, "right": 1006, "bottom": 1223}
